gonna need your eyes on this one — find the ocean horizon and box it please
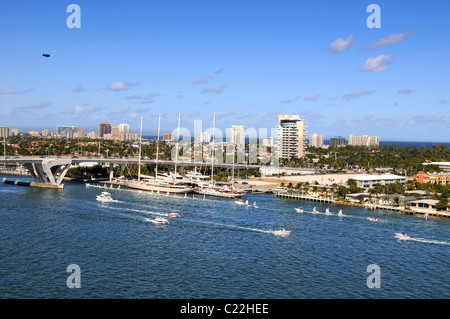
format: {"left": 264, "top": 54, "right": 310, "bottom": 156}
{"left": 142, "top": 136, "right": 450, "bottom": 148}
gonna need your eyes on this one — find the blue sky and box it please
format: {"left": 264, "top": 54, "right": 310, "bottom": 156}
{"left": 0, "top": 0, "right": 449, "bottom": 142}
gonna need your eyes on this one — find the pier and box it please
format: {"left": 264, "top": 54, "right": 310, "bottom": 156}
{"left": 274, "top": 191, "right": 450, "bottom": 218}
{"left": 274, "top": 192, "right": 335, "bottom": 203}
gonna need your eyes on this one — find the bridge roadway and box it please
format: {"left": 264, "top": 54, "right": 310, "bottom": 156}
{"left": 2, "top": 156, "right": 263, "bottom": 189}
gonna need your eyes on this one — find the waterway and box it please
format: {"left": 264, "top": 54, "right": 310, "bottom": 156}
{"left": 0, "top": 175, "right": 448, "bottom": 299}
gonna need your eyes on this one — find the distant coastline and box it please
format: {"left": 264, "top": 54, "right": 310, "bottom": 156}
{"left": 142, "top": 135, "right": 450, "bottom": 148}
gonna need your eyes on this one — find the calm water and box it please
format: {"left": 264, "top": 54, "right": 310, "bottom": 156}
{"left": 0, "top": 175, "right": 449, "bottom": 299}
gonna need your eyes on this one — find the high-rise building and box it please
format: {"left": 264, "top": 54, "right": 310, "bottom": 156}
{"left": 0, "top": 126, "right": 10, "bottom": 138}
{"left": 277, "top": 114, "right": 308, "bottom": 158}
{"left": 112, "top": 126, "right": 120, "bottom": 139}
{"left": 348, "top": 134, "right": 379, "bottom": 148}
{"left": 329, "top": 136, "right": 346, "bottom": 148}
{"left": 98, "top": 122, "right": 111, "bottom": 138}
{"left": 118, "top": 124, "right": 131, "bottom": 133}
{"left": 309, "top": 133, "right": 324, "bottom": 148}
{"left": 163, "top": 133, "right": 173, "bottom": 141}
{"left": 119, "top": 132, "right": 139, "bottom": 141}
{"left": 10, "top": 129, "right": 19, "bottom": 137}
{"left": 42, "top": 129, "right": 50, "bottom": 137}
{"left": 230, "top": 125, "right": 245, "bottom": 146}
{"left": 77, "top": 129, "right": 85, "bottom": 139}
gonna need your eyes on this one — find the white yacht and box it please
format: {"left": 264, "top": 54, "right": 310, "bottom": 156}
{"left": 272, "top": 229, "right": 291, "bottom": 237}
{"left": 96, "top": 192, "right": 114, "bottom": 203}
{"left": 126, "top": 114, "right": 193, "bottom": 195}
{"left": 395, "top": 232, "right": 410, "bottom": 240}
{"left": 153, "top": 216, "right": 169, "bottom": 225}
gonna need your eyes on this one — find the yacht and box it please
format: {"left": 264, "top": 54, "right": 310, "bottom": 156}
{"left": 153, "top": 216, "right": 169, "bottom": 225}
{"left": 295, "top": 207, "right": 305, "bottom": 213}
{"left": 272, "top": 229, "right": 291, "bottom": 237}
{"left": 193, "top": 112, "right": 245, "bottom": 199}
{"left": 96, "top": 192, "right": 114, "bottom": 202}
{"left": 126, "top": 114, "right": 193, "bottom": 195}
{"left": 395, "top": 232, "right": 410, "bottom": 240}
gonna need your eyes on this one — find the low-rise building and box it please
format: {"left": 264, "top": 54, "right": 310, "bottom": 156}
{"left": 415, "top": 171, "right": 450, "bottom": 185}
{"left": 353, "top": 174, "right": 407, "bottom": 189}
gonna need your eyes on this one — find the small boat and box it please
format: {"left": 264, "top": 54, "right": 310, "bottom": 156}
{"left": 295, "top": 208, "right": 305, "bottom": 213}
{"left": 312, "top": 207, "right": 318, "bottom": 214}
{"left": 96, "top": 192, "right": 114, "bottom": 202}
{"left": 272, "top": 229, "right": 291, "bottom": 237}
{"left": 167, "top": 212, "right": 179, "bottom": 218}
{"left": 253, "top": 201, "right": 259, "bottom": 208}
{"left": 367, "top": 217, "right": 378, "bottom": 222}
{"left": 325, "top": 208, "right": 332, "bottom": 216}
{"left": 235, "top": 200, "right": 246, "bottom": 205}
{"left": 153, "top": 216, "right": 169, "bottom": 225}
{"left": 338, "top": 209, "right": 343, "bottom": 217}
{"left": 395, "top": 232, "right": 410, "bottom": 240}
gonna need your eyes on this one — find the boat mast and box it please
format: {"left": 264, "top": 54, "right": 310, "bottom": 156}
{"left": 174, "top": 112, "right": 181, "bottom": 184}
{"left": 138, "top": 116, "right": 143, "bottom": 182}
{"left": 155, "top": 113, "right": 161, "bottom": 181}
{"left": 211, "top": 112, "right": 215, "bottom": 185}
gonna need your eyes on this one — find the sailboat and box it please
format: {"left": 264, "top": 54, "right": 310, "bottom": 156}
{"left": 126, "top": 114, "right": 193, "bottom": 194}
{"left": 194, "top": 112, "right": 245, "bottom": 199}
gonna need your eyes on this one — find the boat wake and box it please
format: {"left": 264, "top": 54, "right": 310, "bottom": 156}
{"left": 183, "top": 219, "right": 289, "bottom": 237}
{"left": 397, "top": 235, "right": 450, "bottom": 246}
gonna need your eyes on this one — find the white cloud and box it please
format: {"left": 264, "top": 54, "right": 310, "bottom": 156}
{"left": 72, "top": 85, "right": 86, "bottom": 92}
{"left": 304, "top": 94, "right": 321, "bottom": 101}
{"left": 193, "top": 76, "right": 213, "bottom": 84}
{"left": 108, "top": 81, "right": 138, "bottom": 91}
{"left": 342, "top": 89, "right": 375, "bottom": 100}
{"left": 398, "top": 88, "right": 413, "bottom": 95}
{"left": 367, "top": 30, "right": 417, "bottom": 50}
{"left": 361, "top": 55, "right": 394, "bottom": 72}
{"left": 0, "top": 88, "right": 33, "bottom": 95}
{"left": 201, "top": 85, "right": 226, "bottom": 94}
{"left": 328, "top": 35, "right": 355, "bottom": 53}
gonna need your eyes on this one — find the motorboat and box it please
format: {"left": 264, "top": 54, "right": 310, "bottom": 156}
{"left": 272, "top": 229, "right": 291, "bottom": 237}
{"left": 167, "top": 212, "right": 180, "bottom": 218}
{"left": 96, "top": 192, "right": 114, "bottom": 202}
{"left": 395, "top": 232, "right": 410, "bottom": 240}
{"left": 367, "top": 217, "right": 378, "bottom": 222}
{"left": 153, "top": 216, "right": 169, "bottom": 225}
{"left": 295, "top": 208, "right": 305, "bottom": 213}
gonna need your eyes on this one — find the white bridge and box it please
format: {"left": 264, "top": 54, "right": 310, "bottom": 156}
{"left": 2, "top": 156, "right": 263, "bottom": 189}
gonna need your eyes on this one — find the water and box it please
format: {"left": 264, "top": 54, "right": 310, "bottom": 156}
{"left": 0, "top": 175, "right": 449, "bottom": 299}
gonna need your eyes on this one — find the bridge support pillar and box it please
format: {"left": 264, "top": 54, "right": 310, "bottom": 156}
{"left": 24, "top": 159, "right": 72, "bottom": 189}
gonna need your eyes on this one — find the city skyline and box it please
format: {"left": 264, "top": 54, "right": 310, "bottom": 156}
{"left": 1, "top": 1, "right": 449, "bottom": 142}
